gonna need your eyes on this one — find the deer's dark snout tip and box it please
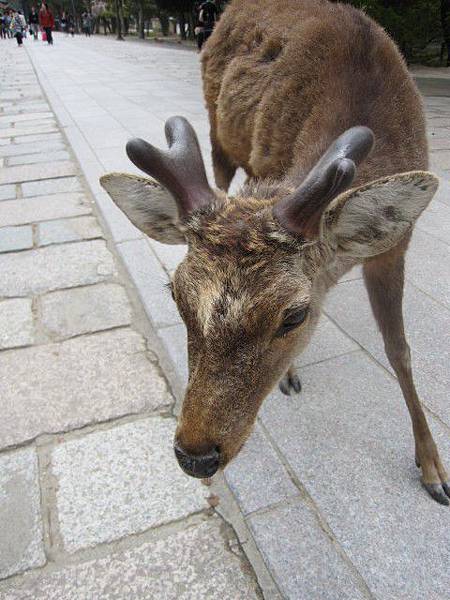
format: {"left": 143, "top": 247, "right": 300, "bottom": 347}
{"left": 174, "top": 443, "right": 220, "bottom": 479}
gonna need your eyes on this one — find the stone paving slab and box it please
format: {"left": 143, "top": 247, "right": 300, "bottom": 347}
{"left": 14, "top": 132, "right": 64, "bottom": 145}
{"left": 51, "top": 418, "right": 207, "bottom": 551}
{"left": 22, "top": 176, "right": 82, "bottom": 197}
{"left": 0, "top": 139, "right": 66, "bottom": 158}
{"left": 225, "top": 423, "right": 299, "bottom": 516}
{"left": 406, "top": 229, "right": 450, "bottom": 310}
{"left": 325, "top": 280, "right": 450, "bottom": 426}
{"left": 1, "top": 518, "right": 260, "bottom": 600}
{"left": 0, "top": 226, "right": 33, "bottom": 253}
{"left": 38, "top": 216, "right": 102, "bottom": 246}
{"left": 0, "top": 329, "right": 170, "bottom": 449}
{"left": 0, "top": 184, "right": 16, "bottom": 201}
{"left": 0, "top": 448, "right": 46, "bottom": 579}
{"left": 0, "top": 124, "right": 58, "bottom": 139}
{"left": 40, "top": 283, "right": 131, "bottom": 340}
{"left": 0, "top": 162, "right": 77, "bottom": 186}
{"left": 0, "top": 194, "right": 91, "bottom": 227}
{"left": 249, "top": 501, "right": 369, "bottom": 600}
{"left": 117, "top": 239, "right": 181, "bottom": 328}
{"left": 0, "top": 240, "right": 115, "bottom": 297}
{"left": 0, "top": 298, "right": 34, "bottom": 350}
{"left": 7, "top": 150, "right": 71, "bottom": 167}
{"left": 0, "top": 111, "right": 53, "bottom": 124}
{"left": 260, "top": 352, "right": 450, "bottom": 600}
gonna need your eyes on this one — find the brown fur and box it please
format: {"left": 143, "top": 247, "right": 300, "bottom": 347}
{"left": 202, "top": 0, "right": 427, "bottom": 187}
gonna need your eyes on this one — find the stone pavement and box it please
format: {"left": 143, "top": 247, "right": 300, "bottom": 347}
{"left": 0, "top": 41, "right": 261, "bottom": 599}
{"left": 0, "top": 34, "right": 449, "bottom": 600}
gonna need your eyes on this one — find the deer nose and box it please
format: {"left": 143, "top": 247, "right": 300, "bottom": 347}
{"left": 174, "top": 443, "right": 220, "bottom": 479}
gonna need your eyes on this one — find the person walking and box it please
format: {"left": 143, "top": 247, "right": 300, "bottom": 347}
{"left": 3, "top": 10, "right": 12, "bottom": 38}
{"left": 29, "top": 6, "right": 40, "bottom": 40}
{"left": 196, "top": 0, "right": 218, "bottom": 51}
{"left": 10, "top": 10, "right": 24, "bottom": 46}
{"left": 39, "top": 2, "right": 54, "bottom": 45}
{"left": 82, "top": 12, "right": 92, "bottom": 36}
{"left": 67, "top": 13, "right": 75, "bottom": 36}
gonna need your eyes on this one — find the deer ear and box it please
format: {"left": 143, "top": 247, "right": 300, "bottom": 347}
{"left": 100, "top": 173, "right": 185, "bottom": 244}
{"left": 323, "top": 171, "right": 439, "bottom": 258}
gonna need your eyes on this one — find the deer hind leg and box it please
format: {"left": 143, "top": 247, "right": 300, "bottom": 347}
{"left": 363, "top": 243, "right": 449, "bottom": 505}
{"left": 211, "top": 137, "right": 236, "bottom": 192}
{"left": 279, "top": 365, "right": 302, "bottom": 396}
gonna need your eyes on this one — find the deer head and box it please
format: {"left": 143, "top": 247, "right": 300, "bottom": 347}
{"left": 101, "top": 116, "right": 438, "bottom": 479}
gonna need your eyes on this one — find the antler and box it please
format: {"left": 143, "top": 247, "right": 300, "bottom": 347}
{"left": 273, "top": 126, "right": 375, "bottom": 239}
{"left": 126, "top": 116, "right": 215, "bottom": 218}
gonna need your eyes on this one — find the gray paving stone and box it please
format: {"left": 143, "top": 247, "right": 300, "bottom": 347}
{"left": 0, "top": 448, "right": 46, "bottom": 579}
{"left": 117, "top": 239, "right": 181, "bottom": 328}
{"left": 40, "top": 283, "right": 131, "bottom": 340}
{"left": 0, "top": 329, "right": 171, "bottom": 449}
{"left": 158, "top": 323, "right": 188, "bottom": 386}
{"left": 225, "top": 424, "right": 299, "bottom": 515}
{"left": 0, "top": 161, "right": 77, "bottom": 185}
{"left": 0, "top": 194, "right": 91, "bottom": 227}
{"left": 1, "top": 518, "right": 259, "bottom": 600}
{"left": 52, "top": 418, "right": 207, "bottom": 551}
{"left": 325, "top": 279, "right": 450, "bottom": 425}
{"left": 0, "top": 184, "right": 16, "bottom": 201}
{"left": 0, "top": 111, "right": 53, "bottom": 124}
{"left": 7, "top": 150, "right": 71, "bottom": 167}
{"left": 0, "top": 226, "right": 33, "bottom": 253}
{"left": 260, "top": 352, "right": 450, "bottom": 600}
{"left": 0, "top": 124, "right": 58, "bottom": 140}
{"left": 38, "top": 216, "right": 102, "bottom": 246}
{"left": 0, "top": 139, "right": 66, "bottom": 158}
{"left": 0, "top": 240, "right": 115, "bottom": 297}
{"left": 13, "top": 132, "right": 63, "bottom": 145}
{"left": 249, "top": 501, "right": 367, "bottom": 600}
{"left": 433, "top": 176, "right": 450, "bottom": 207}
{"left": 22, "top": 176, "right": 82, "bottom": 197}
{"left": 406, "top": 229, "right": 450, "bottom": 309}
{"left": 148, "top": 239, "right": 187, "bottom": 274}
{"left": 416, "top": 198, "right": 450, "bottom": 244}
{"left": 0, "top": 298, "right": 34, "bottom": 349}
{"left": 295, "top": 314, "right": 358, "bottom": 368}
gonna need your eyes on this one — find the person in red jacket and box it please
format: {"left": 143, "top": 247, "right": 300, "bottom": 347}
{"left": 39, "top": 2, "right": 54, "bottom": 44}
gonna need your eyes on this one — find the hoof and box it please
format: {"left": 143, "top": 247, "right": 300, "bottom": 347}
{"left": 422, "top": 481, "right": 450, "bottom": 506}
{"left": 279, "top": 370, "right": 302, "bottom": 396}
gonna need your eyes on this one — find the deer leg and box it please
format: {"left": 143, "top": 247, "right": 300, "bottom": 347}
{"left": 211, "top": 138, "right": 236, "bottom": 192}
{"left": 363, "top": 246, "right": 449, "bottom": 505}
{"left": 279, "top": 365, "right": 302, "bottom": 396}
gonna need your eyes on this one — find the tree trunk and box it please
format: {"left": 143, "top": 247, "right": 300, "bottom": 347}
{"left": 138, "top": 0, "right": 144, "bottom": 39}
{"left": 115, "top": 0, "right": 123, "bottom": 40}
{"left": 159, "top": 12, "right": 169, "bottom": 36}
{"left": 179, "top": 12, "right": 186, "bottom": 40}
{"left": 187, "top": 11, "right": 195, "bottom": 40}
{"left": 442, "top": 0, "right": 450, "bottom": 66}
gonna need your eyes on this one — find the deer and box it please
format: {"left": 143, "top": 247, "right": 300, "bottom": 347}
{"left": 100, "top": 0, "right": 449, "bottom": 505}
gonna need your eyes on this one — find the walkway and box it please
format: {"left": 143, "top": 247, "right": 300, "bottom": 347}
{"left": 0, "top": 39, "right": 260, "bottom": 599}
{"left": 1, "top": 33, "right": 450, "bottom": 599}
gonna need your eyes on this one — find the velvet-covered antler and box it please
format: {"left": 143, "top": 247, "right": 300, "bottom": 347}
{"left": 273, "top": 126, "right": 375, "bottom": 238}
{"left": 126, "top": 116, "right": 215, "bottom": 218}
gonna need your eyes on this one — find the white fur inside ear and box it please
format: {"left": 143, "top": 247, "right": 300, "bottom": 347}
{"left": 100, "top": 173, "right": 185, "bottom": 244}
{"left": 326, "top": 171, "right": 439, "bottom": 258}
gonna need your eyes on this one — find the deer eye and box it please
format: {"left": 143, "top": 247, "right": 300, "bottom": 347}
{"left": 276, "top": 307, "right": 309, "bottom": 337}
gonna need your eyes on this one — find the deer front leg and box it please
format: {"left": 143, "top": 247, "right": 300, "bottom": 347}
{"left": 279, "top": 365, "right": 302, "bottom": 396}
{"left": 363, "top": 245, "right": 450, "bottom": 505}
